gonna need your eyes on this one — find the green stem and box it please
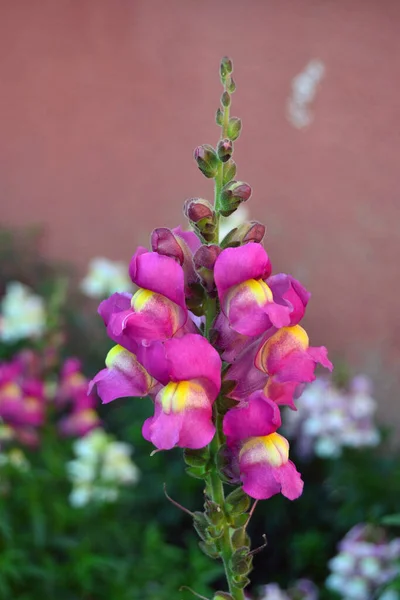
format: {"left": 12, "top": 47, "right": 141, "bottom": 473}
{"left": 202, "top": 83, "right": 245, "bottom": 599}
{"left": 207, "top": 426, "right": 245, "bottom": 600}
{"left": 214, "top": 81, "right": 231, "bottom": 239}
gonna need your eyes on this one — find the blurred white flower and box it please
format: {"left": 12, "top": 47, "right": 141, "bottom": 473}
{"left": 67, "top": 428, "right": 139, "bottom": 507}
{"left": 287, "top": 59, "right": 325, "bottom": 129}
{"left": 0, "top": 282, "right": 46, "bottom": 343}
{"left": 285, "top": 376, "right": 380, "bottom": 459}
{"left": 80, "top": 257, "right": 132, "bottom": 299}
{"left": 101, "top": 441, "right": 140, "bottom": 484}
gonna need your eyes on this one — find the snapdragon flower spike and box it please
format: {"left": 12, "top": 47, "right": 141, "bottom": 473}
{"left": 214, "top": 243, "right": 291, "bottom": 336}
{"left": 223, "top": 392, "right": 303, "bottom": 500}
{"left": 100, "top": 248, "right": 188, "bottom": 346}
{"left": 89, "top": 344, "right": 159, "bottom": 404}
{"left": 151, "top": 226, "right": 201, "bottom": 298}
{"left": 142, "top": 334, "right": 221, "bottom": 450}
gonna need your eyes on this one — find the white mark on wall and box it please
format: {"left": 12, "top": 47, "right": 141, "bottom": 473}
{"left": 286, "top": 59, "right": 325, "bottom": 129}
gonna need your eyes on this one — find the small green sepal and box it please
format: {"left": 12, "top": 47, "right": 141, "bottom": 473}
{"left": 227, "top": 117, "right": 242, "bottom": 141}
{"left": 225, "top": 487, "right": 251, "bottom": 516}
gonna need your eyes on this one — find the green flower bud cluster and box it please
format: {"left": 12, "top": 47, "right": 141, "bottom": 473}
{"left": 192, "top": 57, "right": 251, "bottom": 224}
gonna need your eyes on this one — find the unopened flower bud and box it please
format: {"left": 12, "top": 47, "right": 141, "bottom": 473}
{"left": 232, "top": 575, "right": 251, "bottom": 589}
{"left": 215, "top": 444, "right": 240, "bottom": 485}
{"left": 230, "top": 548, "right": 253, "bottom": 577}
{"left": 193, "top": 511, "right": 210, "bottom": 542}
{"left": 193, "top": 244, "right": 222, "bottom": 293}
{"left": 227, "top": 117, "right": 242, "bottom": 141}
{"left": 219, "top": 180, "right": 252, "bottom": 217}
{"left": 151, "top": 228, "right": 184, "bottom": 264}
{"left": 220, "top": 221, "right": 266, "bottom": 248}
{"left": 204, "top": 499, "right": 225, "bottom": 527}
{"left": 217, "top": 139, "right": 233, "bottom": 163}
{"left": 221, "top": 91, "right": 231, "bottom": 108}
{"left": 184, "top": 198, "right": 217, "bottom": 242}
{"left": 223, "top": 159, "right": 237, "bottom": 184}
{"left": 183, "top": 447, "right": 210, "bottom": 468}
{"left": 231, "top": 527, "right": 251, "bottom": 550}
{"left": 199, "top": 540, "right": 219, "bottom": 559}
{"left": 194, "top": 144, "right": 219, "bottom": 178}
{"left": 227, "top": 77, "right": 236, "bottom": 93}
{"left": 216, "top": 108, "right": 223, "bottom": 126}
{"left": 220, "top": 56, "right": 233, "bottom": 80}
{"left": 225, "top": 487, "right": 251, "bottom": 516}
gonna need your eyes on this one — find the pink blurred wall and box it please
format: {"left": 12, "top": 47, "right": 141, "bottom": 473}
{"left": 1, "top": 1, "right": 400, "bottom": 422}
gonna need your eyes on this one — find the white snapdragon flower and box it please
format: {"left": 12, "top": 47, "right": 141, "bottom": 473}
{"left": 80, "top": 258, "right": 132, "bottom": 299}
{"left": 67, "top": 428, "right": 139, "bottom": 507}
{"left": 101, "top": 441, "right": 140, "bottom": 484}
{"left": 0, "top": 282, "right": 46, "bottom": 342}
{"left": 327, "top": 525, "right": 400, "bottom": 600}
{"left": 284, "top": 376, "right": 380, "bottom": 459}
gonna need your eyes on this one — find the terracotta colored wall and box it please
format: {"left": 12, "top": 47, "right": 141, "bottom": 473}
{"left": 1, "top": 1, "right": 400, "bottom": 423}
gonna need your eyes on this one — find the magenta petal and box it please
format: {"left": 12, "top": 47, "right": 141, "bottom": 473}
{"left": 177, "top": 407, "right": 215, "bottom": 449}
{"left": 241, "top": 463, "right": 281, "bottom": 500}
{"left": 272, "top": 350, "right": 318, "bottom": 383}
{"left": 164, "top": 334, "right": 221, "bottom": 397}
{"left": 172, "top": 226, "right": 202, "bottom": 255}
{"left": 227, "top": 339, "right": 268, "bottom": 400}
{"left": 108, "top": 306, "right": 180, "bottom": 344}
{"left": 129, "top": 250, "right": 186, "bottom": 309}
{"left": 98, "top": 294, "right": 138, "bottom": 352}
{"left": 273, "top": 461, "right": 304, "bottom": 500}
{"left": 214, "top": 312, "right": 253, "bottom": 363}
{"left": 143, "top": 409, "right": 182, "bottom": 450}
{"left": 268, "top": 274, "right": 310, "bottom": 326}
{"left": 98, "top": 292, "right": 132, "bottom": 325}
{"left": 89, "top": 347, "right": 154, "bottom": 404}
{"left": 214, "top": 244, "right": 272, "bottom": 298}
{"left": 264, "top": 302, "right": 292, "bottom": 329}
{"left": 307, "top": 346, "right": 333, "bottom": 371}
{"left": 143, "top": 402, "right": 214, "bottom": 450}
{"left": 265, "top": 379, "right": 301, "bottom": 409}
{"left": 223, "top": 392, "right": 281, "bottom": 442}
{"left": 136, "top": 341, "right": 170, "bottom": 386}
{"left": 241, "top": 461, "right": 303, "bottom": 500}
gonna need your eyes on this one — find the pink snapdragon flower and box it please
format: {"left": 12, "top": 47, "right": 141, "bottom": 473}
{"left": 151, "top": 226, "right": 201, "bottom": 298}
{"left": 0, "top": 367, "right": 45, "bottom": 428}
{"left": 214, "top": 244, "right": 292, "bottom": 336}
{"left": 227, "top": 325, "right": 332, "bottom": 409}
{"left": 99, "top": 248, "right": 189, "bottom": 347}
{"left": 91, "top": 334, "right": 221, "bottom": 451}
{"left": 56, "top": 358, "right": 101, "bottom": 437}
{"left": 223, "top": 391, "right": 303, "bottom": 500}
